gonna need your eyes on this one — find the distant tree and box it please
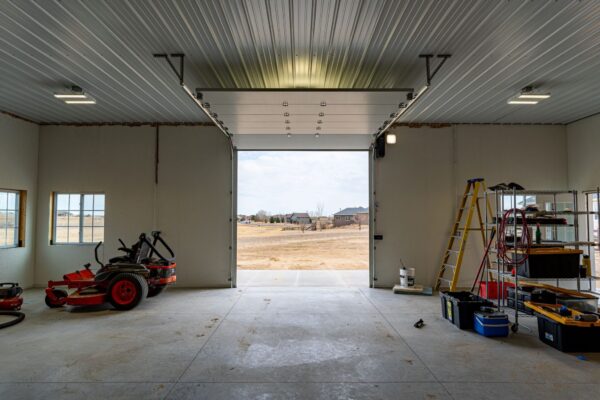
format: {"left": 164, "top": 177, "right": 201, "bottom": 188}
{"left": 256, "top": 210, "right": 268, "bottom": 222}
{"left": 269, "top": 216, "right": 275, "bottom": 223}
{"left": 250, "top": 215, "right": 256, "bottom": 222}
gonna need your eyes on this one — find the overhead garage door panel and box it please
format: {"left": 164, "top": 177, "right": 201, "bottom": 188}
{"left": 200, "top": 90, "right": 407, "bottom": 136}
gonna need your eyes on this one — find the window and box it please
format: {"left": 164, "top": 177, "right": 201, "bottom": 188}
{"left": 53, "top": 193, "right": 105, "bottom": 244}
{"left": 0, "top": 190, "right": 22, "bottom": 248}
{"left": 502, "top": 195, "right": 536, "bottom": 210}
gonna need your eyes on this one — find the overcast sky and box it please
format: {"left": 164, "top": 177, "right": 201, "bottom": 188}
{"left": 238, "top": 151, "right": 369, "bottom": 216}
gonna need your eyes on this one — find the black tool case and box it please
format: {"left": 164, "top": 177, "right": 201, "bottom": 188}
{"left": 514, "top": 249, "right": 581, "bottom": 278}
{"left": 440, "top": 291, "right": 493, "bottom": 330}
{"left": 536, "top": 314, "right": 600, "bottom": 352}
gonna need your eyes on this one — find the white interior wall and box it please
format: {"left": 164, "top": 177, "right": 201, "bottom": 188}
{"left": 156, "top": 126, "right": 233, "bottom": 287}
{"left": 374, "top": 124, "right": 568, "bottom": 288}
{"left": 566, "top": 113, "right": 600, "bottom": 287}
{"left": 34, "top": 125, "right": 232, "bottom": 288}
{"left": 567, "top": 113, "right": 600, "bottom": 190}
{"left": 1, "top": 110, "right": 579, "bottom": 289}
{"left": 454, "top": 125, "right": 568, "bottom": 288}
{"left": 373, "top": 126, "right": 455, "bottom": 288}
{"left": 35, "top": 125, "right": 156, "bottom": 286}
{"left": 0, "top": 113, "right": 39, "bottom": 287}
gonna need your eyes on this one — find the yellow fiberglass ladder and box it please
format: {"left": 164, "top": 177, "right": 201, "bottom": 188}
{"left": 436, "top": 178, "right": 494, "bottom": 291}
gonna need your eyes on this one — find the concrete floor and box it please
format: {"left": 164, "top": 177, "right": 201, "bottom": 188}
{"left": 0, "top": 287, "right": 599, "bottom": 400}
{"left": 237, "top": 269, "right": 369, "bottom": 287}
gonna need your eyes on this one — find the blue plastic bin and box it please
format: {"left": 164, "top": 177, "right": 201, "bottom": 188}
{"left": 473, "top": 310, "right": 509, "bottom": 337}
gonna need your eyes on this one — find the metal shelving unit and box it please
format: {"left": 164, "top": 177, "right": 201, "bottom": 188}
{"left": 482, "top": 188, "right": 600, "bottom": 332}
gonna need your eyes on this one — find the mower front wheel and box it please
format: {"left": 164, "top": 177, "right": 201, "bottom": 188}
{"left": 107, "top": 273, "right": 148, "bottom": 311}
{"left": 147, "top": 284, "right": 167, "bottom": 298}
{"left": 45, "top": 289, "right": 68, "bottom": 308}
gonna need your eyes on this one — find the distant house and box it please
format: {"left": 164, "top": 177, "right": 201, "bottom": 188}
{"left": 289, "top": 212, "right": 311, "bottom": 224}
{"left": 333, "top": 207, "right": 369, "bottom": 227}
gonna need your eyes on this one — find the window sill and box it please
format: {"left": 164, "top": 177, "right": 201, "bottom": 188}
{"left": 50, "top": 243, "right": 99, "bottom": 246}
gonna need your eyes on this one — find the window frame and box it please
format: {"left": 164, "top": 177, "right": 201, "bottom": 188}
{"left": 0, "top": 189, "right": 22, "bottom": 249}
{"left": 51, "top": 192, "right": 105, "bottom": 245}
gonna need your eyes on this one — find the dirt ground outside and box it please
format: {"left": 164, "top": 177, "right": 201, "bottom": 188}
{"left": 237, "top": 223, "right": 369, "bottom": 270}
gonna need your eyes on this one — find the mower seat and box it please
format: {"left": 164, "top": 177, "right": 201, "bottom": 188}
{"left": 109, "top": 255, "right": 131, "bottom": 263}
{"left": 135, "top": 240, "right": 152, "bottom": 264}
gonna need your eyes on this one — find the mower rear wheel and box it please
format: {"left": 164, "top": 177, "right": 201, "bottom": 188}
{"left": 107, "top": 273, "right": 148, "bottom": 311}
{"left": 45, "top": 289, "right": 68, "bottom": 308}
{"left": 147, "top": 284, "right": 166, "bottom": 298}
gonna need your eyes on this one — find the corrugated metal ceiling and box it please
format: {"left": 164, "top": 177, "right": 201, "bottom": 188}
{"left": 1, "top": 0, "right": 599, "bottom": 125}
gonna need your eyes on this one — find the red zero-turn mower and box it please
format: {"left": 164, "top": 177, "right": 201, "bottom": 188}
{"left": 0, "top": 283, "right": 26, "bottom": 329}
{"left": 45, "top": 231, "right": 176, "bottom": 310}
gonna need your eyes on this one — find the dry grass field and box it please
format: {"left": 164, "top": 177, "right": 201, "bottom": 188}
{"left": 54, "top": 215, "right": 104, "bottom": 243}
{"left": 0, "top": 212, "right": 17, "bottom": 247}
{"left": 237, "top": 223, "right": 368, "bottom": 270}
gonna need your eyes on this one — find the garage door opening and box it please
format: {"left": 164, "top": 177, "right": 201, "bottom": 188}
{"left": 236, "top": 151, "right": 370, "bottom": 287}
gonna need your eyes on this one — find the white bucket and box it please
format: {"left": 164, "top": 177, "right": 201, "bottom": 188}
{"left": 399, "top": 267, "right": 416, "bottom": 288}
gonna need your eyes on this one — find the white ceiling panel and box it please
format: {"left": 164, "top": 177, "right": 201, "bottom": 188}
{"left": 0, "top": 1, "right": 599, "bottom": 124}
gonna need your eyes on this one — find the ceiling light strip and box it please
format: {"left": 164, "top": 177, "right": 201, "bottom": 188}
{"left": 507, "top": 100, "right": 538, "bottom": 105}
{"left": 64, "top": 99, "right": 96, "bottom": 104}
{"left": 518, "top": 94, "right": 550, "bottom": 99}
{"left": 54, "top": 94, "right": 88, "bottom": 99}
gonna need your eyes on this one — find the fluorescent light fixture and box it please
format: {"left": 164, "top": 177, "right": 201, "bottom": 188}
{"left": 54, "top": 86, "right": 96, "bottom": 105}
{"left": 64, "top": 99, "right": 96, "bottom": 105}
{"left": 386, "top": 133, "right": 397, "bottom": 144}
{"left": 507, "top": 100, "right": 538, "bottom": 105}
{"left": 518, "top": 93, "right": 551, "bottom": 99}
{"left": 54, "top": 93, "right": 87, "bottom": 99}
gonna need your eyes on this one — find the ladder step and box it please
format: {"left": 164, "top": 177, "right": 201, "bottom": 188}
{"left": 438, "top": 278, "right": 452, "bottom": 283}
{"left": 446, "top": 250, "right": 459, "bottom": 254}
{"left": 442, "top": 263, "right": 456, "bottom": 268}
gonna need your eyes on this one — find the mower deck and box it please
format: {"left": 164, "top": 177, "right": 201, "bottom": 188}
{"left": 64, "top": 291, "right": 107, "bottom": 306}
